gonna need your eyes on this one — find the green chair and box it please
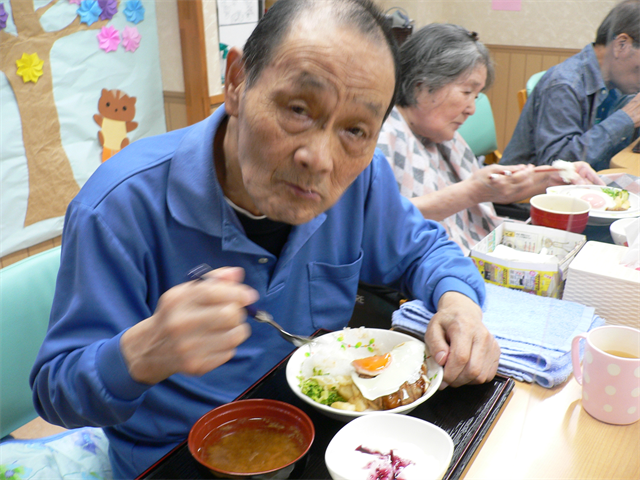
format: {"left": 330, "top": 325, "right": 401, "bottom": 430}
{"left": 526, "top": 70, "right": 546, "bottom": 96}
{"left": 518, "top": 71, "right": 547, "bottom": 112}
{"left": 457, "top": 92, "right": 501, "bottom": 163}
{"left": 0, "top": 246, "right": 60, "bottom": 438}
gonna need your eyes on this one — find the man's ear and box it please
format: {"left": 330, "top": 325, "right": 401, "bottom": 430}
{"left": 224, "top": 47, "right": 246, "bottom": 117}
{"left": 613, "top": 33, "right": 633, "bottom": 58}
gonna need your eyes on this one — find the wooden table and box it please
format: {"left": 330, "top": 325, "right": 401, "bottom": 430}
{"left": 609, "top": 138, "right": 640, "bottom": 176}
{"left": 463, "top": 377, "right": 640, "bottom": 479}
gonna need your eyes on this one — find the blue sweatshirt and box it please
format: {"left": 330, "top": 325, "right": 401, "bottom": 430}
{"left": 30, "top": 105, "right": 485, "bottom": 478}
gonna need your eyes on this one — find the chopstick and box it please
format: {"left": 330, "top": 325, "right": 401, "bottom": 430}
{"left": 533, "top": 166, "right": 563, "bottom": 173}
{"left": 489, "top": 166, "right": 564, "bottom": 180}
{"left": 488, "top": 170, "right": 513, "bottom": 180}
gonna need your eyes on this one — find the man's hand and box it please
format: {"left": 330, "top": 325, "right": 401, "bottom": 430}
{"left": 622, "top": 93, "right": 640, "bottom": 127}
{"left": 120, "top": 267, "right": 257, "bottom": 385}
{"left": 424, "top": 292, "right": 500, "bottom": 389}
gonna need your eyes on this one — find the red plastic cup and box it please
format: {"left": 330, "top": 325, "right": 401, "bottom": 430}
{"left": 530, "top": 194, "right": 590, "bottom": 233}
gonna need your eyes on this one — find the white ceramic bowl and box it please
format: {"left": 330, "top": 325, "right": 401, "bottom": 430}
{"left": 609, "top": 217, "right": 639, "bottom": 246}
{"left": 325, "top": 413, "right": 454, "bottom": 480}
{"left": 285, "top": 328, "right": 443, "bottom": 422}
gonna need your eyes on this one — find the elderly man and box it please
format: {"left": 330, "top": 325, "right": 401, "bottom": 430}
{"left": 30, "top": 0, "right": 499, "bottom": 477}
{"left": 501, "top": 0, "right": 640, "bottom": 171}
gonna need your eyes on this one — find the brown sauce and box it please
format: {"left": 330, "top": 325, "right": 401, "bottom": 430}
{"left": 202, "top": 417, "right": 305, "bottom": 473}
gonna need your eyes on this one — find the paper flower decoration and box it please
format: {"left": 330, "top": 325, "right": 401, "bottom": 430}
{"left": 0, "top": 3, "right": 8, "bottom": 31}
{"left": 123, "top": 0, "right": 145, "bottom": 24}
{"left": 98, "top": 0, "right": 117, "bottom": 20}
{"left": 77, "top": 0, "right": 102, "bottom": 25}
{"left": 16, "top": 53, "right": 44, "bottom": 83}
{"left": 97, "top": 25, "right": 120, "bottom": 52}
{"left": 68, "top": 0, "right": 82, "bottom": 5}
{"left": 122, "top": 26, "right": 141, "bottom": 52}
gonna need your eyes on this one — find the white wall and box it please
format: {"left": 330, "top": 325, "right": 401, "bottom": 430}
{"left": 157, "top": 0, "right": 621, "bottom": 94}
{"left": 377, "top": 0, "right": 618, "bottom": 49}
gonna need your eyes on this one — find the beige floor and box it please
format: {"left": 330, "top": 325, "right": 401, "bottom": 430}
{"left": 10, "top": 417, "right": 67, "bottom": 439}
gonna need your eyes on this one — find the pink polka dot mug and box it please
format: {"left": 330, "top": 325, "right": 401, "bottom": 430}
{"left": 571, "top": 325, "right": 640, "bottom": 425}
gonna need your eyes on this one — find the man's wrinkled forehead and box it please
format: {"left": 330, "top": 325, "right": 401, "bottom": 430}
{"left": 281, "top": 69, "right": 389, "bottom": 119}
{"left": 259, "top": 5, "right": 387, "bottom": 72}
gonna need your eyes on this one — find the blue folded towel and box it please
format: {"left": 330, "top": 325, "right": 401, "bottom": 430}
{"left": 392, "top": 283, "right": 605, "bottom": 388}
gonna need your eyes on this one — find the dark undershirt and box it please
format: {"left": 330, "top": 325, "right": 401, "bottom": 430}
{"left": 236, "top": 213, "right": 292, "bottom": 258}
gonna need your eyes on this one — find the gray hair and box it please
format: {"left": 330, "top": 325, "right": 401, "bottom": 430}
{"left": 243, "top": 0, "right": 401, "bottom": 120}
{"left": 595, "top": 0, "right": 640, "bottom": 47}
{"left": 396, "top": 23, "right": 495, "bottom": 107}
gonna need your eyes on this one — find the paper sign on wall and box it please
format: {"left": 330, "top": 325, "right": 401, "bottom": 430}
{"left": 492, "top": 0, "right": 521, "bottom": 11}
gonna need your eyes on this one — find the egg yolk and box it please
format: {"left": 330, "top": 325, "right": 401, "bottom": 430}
{"left": 580, "top": 193, "right": 606, "bottom": 210}
{"left": 351, "top": 353, "right": 392, "bottom": 376}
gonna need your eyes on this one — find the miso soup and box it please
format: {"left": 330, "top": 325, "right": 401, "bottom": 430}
{"left": 202, "top": 417, "right": 305, "bottom": 474}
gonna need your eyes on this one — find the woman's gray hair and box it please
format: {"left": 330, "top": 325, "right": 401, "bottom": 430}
{"left": 396, "top": 23, "right": 495, "bottom": 107}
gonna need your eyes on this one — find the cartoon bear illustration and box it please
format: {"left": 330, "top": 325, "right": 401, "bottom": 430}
{"left": 94, "top": 89, "right": 138, "bottom": 162}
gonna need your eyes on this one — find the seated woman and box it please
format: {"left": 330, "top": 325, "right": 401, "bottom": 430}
{"left": 377, "top": 23, "right": 603, "bottom": 253}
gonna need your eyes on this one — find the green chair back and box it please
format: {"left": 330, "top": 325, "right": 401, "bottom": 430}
{"left": 526, "top": 70, "right": 546, "bottom": 96}
{"left": 457, "top": 93, "right": 498, "bottom": 158}
{"left": 0, "top": 246, "right": 60, "bottom": 438}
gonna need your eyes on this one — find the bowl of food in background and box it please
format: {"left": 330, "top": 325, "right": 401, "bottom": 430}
{"left": 325, "top": 413, "right": 454, "bottom": 480}
{"left": 285, "top": 328, "right": 443, "bottom": 422}
{"left": 530, "top": 194, "right": 590, "bottom": 233}
{"left": 610, "top": 217, "right": 640, "bottom": 246}
{"left": 188, "top": 399, "right": 315, "bottom": 479}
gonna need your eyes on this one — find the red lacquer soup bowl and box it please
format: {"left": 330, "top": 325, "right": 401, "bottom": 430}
{"left": 188, "top": 399, "right": 315, "bottom": 479}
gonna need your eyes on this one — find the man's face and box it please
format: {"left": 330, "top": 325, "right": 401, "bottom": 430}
{"left": 225, "top": 16, "right": 395, "bottom": 225}
{"left": 609, "top": 35, "right": 640, "bottom": 94}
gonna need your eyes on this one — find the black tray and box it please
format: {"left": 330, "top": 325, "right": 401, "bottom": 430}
{"left": 138, "top": 336, "right": 514, "bottom": 480}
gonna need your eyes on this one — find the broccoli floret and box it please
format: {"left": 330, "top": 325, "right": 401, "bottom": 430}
{"left": 299, "top": 378, "right": 345, "bottom": 405}
{"left": 602, "top": 187, "right": 629, "bottom": 201}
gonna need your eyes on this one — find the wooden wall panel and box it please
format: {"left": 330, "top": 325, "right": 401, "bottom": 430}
{"left": 176, "top": 0, "right": 210, "bottom": 125}
{"left": 489, "top": 50, "right": 511, "bottom": 151}
{"left": 524, "top": 54, "right": 543, "bottom": 84}
{"left": 504, "top": 52, "right": 527, "bottom": 150}
{"left": 164, "top": 91, "right": 189, "bottom": 132}
{"left": 0, "top": 236, "right": 61, "bottom": 269}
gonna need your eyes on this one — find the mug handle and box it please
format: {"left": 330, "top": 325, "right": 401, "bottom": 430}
{"left": 571, "top": 333, "right": 588, "bottom": 385}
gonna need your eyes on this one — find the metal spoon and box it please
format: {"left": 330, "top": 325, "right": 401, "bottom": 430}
{"left": 187, "top": 263, "right": 314, "bottom": 347}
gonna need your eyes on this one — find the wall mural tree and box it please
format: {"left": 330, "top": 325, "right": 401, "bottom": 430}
{"left": 0, "top": 1, "right": 115, "bottom": 226}
{"left": 0, "top": 0, "right": 164, "bottom": 257}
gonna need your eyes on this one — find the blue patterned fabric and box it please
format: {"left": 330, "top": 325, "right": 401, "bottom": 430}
{"left": 0, "top": 427, "right": 111, "bottom": 480}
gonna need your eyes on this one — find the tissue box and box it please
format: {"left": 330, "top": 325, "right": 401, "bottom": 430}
{"left": 562, "top": 241, "right": 640, "bottom": 328}
{"left": 470, "top": 222, "right": 586, "bottom": 298}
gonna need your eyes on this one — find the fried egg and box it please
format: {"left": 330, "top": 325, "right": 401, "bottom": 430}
{"left": 351, "top": 341, "right": 425, "bottom": 401}
{"left": 566, "top": 188, "right": 614, "bottom": 211}
{"left": 300, "top": 329, "right": 382, "bottom": 379}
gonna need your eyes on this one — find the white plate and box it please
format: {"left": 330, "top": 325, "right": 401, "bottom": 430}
{"left": 285, "top": 328, "right": 443, "bottom": 422}
{"left": 546, "top": 185, "right": 640, "bottom": 226}
{"left": 325, "top": 413, "right": 454, "bottom": 480}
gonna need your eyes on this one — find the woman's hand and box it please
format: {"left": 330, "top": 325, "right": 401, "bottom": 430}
{"left": 467, "top": 161, "right": 605, "bottom": 207}
{"left": 466, "top": 163, "right": 541, "bottom": 204}
{"left": 542, "top": 161, "right": 605, "bottom": 186}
